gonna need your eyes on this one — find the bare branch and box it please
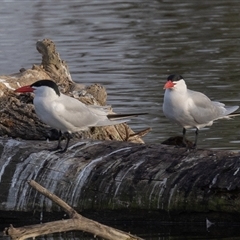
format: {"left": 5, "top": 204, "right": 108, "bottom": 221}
{"left": 4, "top": 180, "right": 144, "bottom": 240}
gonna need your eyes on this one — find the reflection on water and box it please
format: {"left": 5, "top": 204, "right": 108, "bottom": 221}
{"left": 1, "top": 1, "right": 240, "bottom": 149}
{"left": 0, "top": 220, "right": 240, "bottom": 240}
{"left": 1, "top": 1, "right": 240, "bottom": 239}
{"left": 2, "top": 222, "right": 240, "bottom": 240}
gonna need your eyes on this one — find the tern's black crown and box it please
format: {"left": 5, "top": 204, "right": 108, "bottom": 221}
{"left": 31, "top": 80, "right": 60, "bottom": 96}
{"left": 167, "top": 74, "right": 183, "bottom": 82}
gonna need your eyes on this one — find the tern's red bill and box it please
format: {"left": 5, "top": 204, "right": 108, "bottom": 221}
{"left": 14, "top": 85, "right": 34, "bottom": 93}
{"left": 163, "top": 81, "right": 176, "bottom": 89}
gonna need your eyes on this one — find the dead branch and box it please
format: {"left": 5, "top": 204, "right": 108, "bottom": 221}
{"left": 4, "top": 180, "right": 144, "bottom": 240}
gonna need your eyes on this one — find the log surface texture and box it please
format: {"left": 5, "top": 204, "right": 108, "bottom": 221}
{"left": 0, "top": 138, "right": 240, "bottom": 223}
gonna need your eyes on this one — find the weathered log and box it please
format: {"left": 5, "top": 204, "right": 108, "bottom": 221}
{"left": 0, "top": 38, "right": 149, "bottom": 142}
{"left": 4, "top": 180, "right": 143, "bottom": 240}
{"left": 1, "top": 138, "right": 240, "bottom": 224}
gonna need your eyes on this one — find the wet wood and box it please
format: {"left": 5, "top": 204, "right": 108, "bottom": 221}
{"left": 4, "top": 180, "right": 143, "bottom": 240}
{"left": 1, "top": 138, "right": 240, "bottom": 224}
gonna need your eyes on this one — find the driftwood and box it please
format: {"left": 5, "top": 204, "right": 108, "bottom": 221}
{"left": 0, "top": 38, "right": 149, "bottom": 142}
{"left": 4, "top": 180, "right": 143, "bottom": 240}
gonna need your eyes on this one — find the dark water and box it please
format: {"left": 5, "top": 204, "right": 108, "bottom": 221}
{"left": 2, "top": 222, "right": 240, "bottom": 240}
{"left": 1, "top": 1, "right": 240, "bottom": 150}
{"left": 1, "top": 1, "right": 240, "bottom": 239}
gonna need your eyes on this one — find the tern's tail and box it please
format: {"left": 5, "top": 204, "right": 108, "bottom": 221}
{"left": 107, "top": 112, "right": 147, "bottom": 120}
{"left": 228, "top": 112, "right": 240, "bottom": 118}
{"left": 94, "top": 112, "right": 148, "bottom": 127}
{"left": 222, "top": 106, "right": 240, "bottom": 119}
{"left": 225, "top": 105, "right": 239, "bottom": 116}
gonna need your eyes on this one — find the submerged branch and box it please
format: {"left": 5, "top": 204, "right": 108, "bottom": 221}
{"left": 4, "top": 180, "right": 144, "bottom": 240}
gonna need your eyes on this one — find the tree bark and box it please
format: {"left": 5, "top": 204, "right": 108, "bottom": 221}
{"left": 0, "top": 138, "right": 240, "bottom": 224}
{"left": 4, "top": 180, "right": 143, "bottom": 240}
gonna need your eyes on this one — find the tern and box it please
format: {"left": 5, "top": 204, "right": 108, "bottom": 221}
{"left": 163, "top": 74, "right": 239, "bottom": 148}
{"left": 15, "top": 80, "right": 147, "bottom": 152}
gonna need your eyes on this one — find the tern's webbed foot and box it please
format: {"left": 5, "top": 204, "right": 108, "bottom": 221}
{"left": 47, "top": 143, "right": 68, "bottom": 153}
{"left": 56, "top": 147, "right": 68, "bottom": 154}
{"left": 161, "top": 136, "right": 194, "bottom": 148}
{"left": 48, "top": 146, "right": 62, "bottom": 152}
{"left": 47, "top": 131, "right": 71, "bottom": 153}
{"left": 186, "top": 145, "right": 197, "bottom": 152}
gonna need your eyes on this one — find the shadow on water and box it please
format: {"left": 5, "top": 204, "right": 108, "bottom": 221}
{"left": 1, "top": 210, "right": 240, "bottom": 239}
{"left": 2, "top": 221, "right": 240, "bottom": 240}
{"left": 1, "top": 1, "right": 240, "bottom": 239}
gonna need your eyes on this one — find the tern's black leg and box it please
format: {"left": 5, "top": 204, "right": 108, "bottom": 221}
{"left": 193, "top": 128, "right": 199, "bottom": 148}
{"left": 56, "top": 131, "right": 63, "bottom": 149}
{"left": 58, "top": 132, "right": 71, "bottom": 153}
{"left": 49, "top": 131, "right": 63, "bottom": 151}
{"left": 182, "top": 128, "right": 187, "bottom": 146}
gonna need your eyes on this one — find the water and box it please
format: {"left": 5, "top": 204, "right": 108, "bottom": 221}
{"left": 2, "top": 222, "right": 240, "bottom": 240}
{"left": 1, "top": 1, "right": 240, "bottom": 239}
{"left": 1, "top": 1, "right": 240, "bottom": 150}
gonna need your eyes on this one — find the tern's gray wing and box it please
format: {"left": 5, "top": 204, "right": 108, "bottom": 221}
{"left": 54, "top": 95, "right": 105, "bottom": 131}
{"left": 55, "top": 95, "right": 128, "bottom": 131}
{"left": 186, "top": 90, "right": 237, "bottom": 124}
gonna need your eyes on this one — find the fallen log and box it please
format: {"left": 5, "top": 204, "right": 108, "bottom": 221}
{"left": 4, "top": 180, "right": 143, "bottom": 240}
{"left": 0, "top": 138, "right": 240, "bottom": 224}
